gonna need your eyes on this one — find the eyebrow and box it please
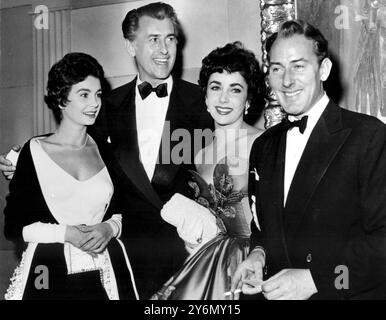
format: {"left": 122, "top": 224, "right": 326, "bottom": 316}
{"left": 209, "top": 80, "right": 245, "bottom": 88}
{"left": 270, "top": 58, "right": 309, "bottom": 66}
{"left": 148, "top": 33, "right": 176, "bottom": 38}
{"left": 76, "top": 88, "right": 102, "bottom": 93}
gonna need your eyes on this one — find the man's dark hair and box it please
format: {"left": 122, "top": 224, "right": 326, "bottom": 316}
{"left": 122, "top": 2, "right": 180, "bottom": 41}
{"left": 44, "top": 52, "right": 105, "bottom": 124}
{"left": 265, "top": 19, "right": 329, "bottom": 64}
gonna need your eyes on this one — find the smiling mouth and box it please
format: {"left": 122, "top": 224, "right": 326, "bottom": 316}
{"left": 215, "top": 106, "right": 233, "bottom": 115}
{"left": 83, "top": 111, "right": 98, "bottom": 117}
{"left": 154, "top": 58, "right": 169, "bottom": 65}
{"left": 283, "top": 90, "right": 302, "bottom": 98}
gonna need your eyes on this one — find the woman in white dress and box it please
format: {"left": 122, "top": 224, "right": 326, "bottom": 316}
{"left": 4, "top": 53, "right": 138, "bottom": 300}
{"left": 152, "top": 42, "right": 265, "bottom": 300}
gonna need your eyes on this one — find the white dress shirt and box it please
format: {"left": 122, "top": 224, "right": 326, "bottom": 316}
{"left": 284, "top": 93, "right": 329, "bottom": 205}
{"left": 135, "top": 75, "right": 173, "bottom": 180}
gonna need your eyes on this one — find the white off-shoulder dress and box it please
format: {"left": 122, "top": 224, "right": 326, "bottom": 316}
{"left": 5, "top": 137, "right": 138, "bottom": 300}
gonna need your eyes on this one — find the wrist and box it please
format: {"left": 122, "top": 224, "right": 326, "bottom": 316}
{"left": 250, "top": 247, "right": 266, "bottom": 267}
{"left": 64, "top": 225, "right": 72, "bottom": 242}
{"left": 103, "top": 222, "right": 114, "bottom": 238}
{"left": 105, "top": 220, "right": 118, "bottom": 238}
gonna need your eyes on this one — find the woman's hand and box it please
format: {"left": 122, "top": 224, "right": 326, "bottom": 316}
{"left": 64, "top": 225, "right": 89, "bottom": 248}
{"left": 78, "top": 223, "right": 114, "bottom": 254}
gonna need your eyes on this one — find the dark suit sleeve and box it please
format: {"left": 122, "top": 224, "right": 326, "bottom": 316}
{"left": 248, "top": 138, "right": 267, "bottom": 255}
{"left": 311, "top": 122, "right": 386, "bottom": 299}
{"left": 347, "top": 123, "right": 386, "bottom": 296}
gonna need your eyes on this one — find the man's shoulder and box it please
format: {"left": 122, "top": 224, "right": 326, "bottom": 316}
{"left": 339, "top": 106, "right": 386, "bottom": 133}
{"left": 250, "top": 122, "right": 285, "bottom": 156}
{"left": 173, "top": 77, "right": 200, "bottom": 90}
{"left": 105, "top": 78, "right": 136, "bottom": 104}
{"left": 173, "top": 78, "right": 202, "bottom": 98}
{"left": 256, "top": 121, "right": 285, "bottom": 141}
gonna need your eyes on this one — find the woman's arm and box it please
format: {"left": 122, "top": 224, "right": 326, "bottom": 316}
{"left": 3, "top": 141, "right": 88, "bottom": 248}
{"left": 22, "top": 222, "right": 66, "bottom": 243}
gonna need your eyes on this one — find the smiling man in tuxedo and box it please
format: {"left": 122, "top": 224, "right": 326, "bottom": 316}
{"left": 89, "top": 2, "right": 213, "bottom": 298}
{"left": 0, "top": 2, "right": 213, "bottom": 299}
{"left": 232, "top": 19, "right": 386, "bottom": 299}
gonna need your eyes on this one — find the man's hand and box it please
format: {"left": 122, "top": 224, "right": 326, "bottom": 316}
{"left": 78, "top": 223, "right": 114, "bottom": 254}
{"left": 0, "top": 145, "right": 21, "bottom": 180}
{"left": 261, "top": 269, "right": 317, "bottom": 300}
{"left": 231, "top": 249, "right": 265, "bottom": 296}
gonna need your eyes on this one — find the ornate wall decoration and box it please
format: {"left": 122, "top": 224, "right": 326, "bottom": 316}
{"left": 259, "top": 0, "right": 297, "bottom": 128}
{"left": 353, "top": 0, "right": 386, "bottom": 117}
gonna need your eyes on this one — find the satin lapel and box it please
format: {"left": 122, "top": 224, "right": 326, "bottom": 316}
{"left": 152, "top": 81, "right": 192, "bottom": 183}
{"left": 284, "top": 102, "right": 351, "bottom": 237}
{"left": 112, "top": 84, "right": 163, "bottom": 210}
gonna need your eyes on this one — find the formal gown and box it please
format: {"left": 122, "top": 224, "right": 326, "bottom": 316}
{"left": 151, "top": 136, "right": 254, "bottom": 300}
{"left": 4, "top": 137, "right": 138, "bottom": 300}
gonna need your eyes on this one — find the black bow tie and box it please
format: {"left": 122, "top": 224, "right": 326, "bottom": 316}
{"left": 282, "top": 116, "right": 308, "bottom": 134}
{"left": 138, "top": 81, "right": 168, "bottom": 100}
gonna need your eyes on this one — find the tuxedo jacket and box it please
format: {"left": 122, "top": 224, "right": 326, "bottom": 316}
{"left": 249, "top": 100, "right": 386, "bottom": 299}
{"left": 89, "top": 77, "right": 213, "bottom": 298}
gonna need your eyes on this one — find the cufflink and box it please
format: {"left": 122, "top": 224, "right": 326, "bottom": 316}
{"left": 250, "top": 168, "right": 259, "bottom": 181}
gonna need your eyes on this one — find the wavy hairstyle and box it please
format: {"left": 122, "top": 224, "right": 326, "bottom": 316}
{"left": 199, "top": 41, "right": 266, "bottom": 123}
{"left": 44, "top": 52, "right": 105, "bottom": 124}
{"left": 265, "top": 19, "right": 329, "bottom": 64}
{"left": 122, "top": 2, "right": 180, "bottom": 41}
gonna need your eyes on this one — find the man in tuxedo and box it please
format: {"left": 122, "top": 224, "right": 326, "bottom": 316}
{"left": 232, "top": 20, "right": 386, "bottom": 299}
{"left": 91, "top": 2, "right": 213, "bottom": 298}
{"left": 1, "top": 2, "right": 212, "bottom": 298}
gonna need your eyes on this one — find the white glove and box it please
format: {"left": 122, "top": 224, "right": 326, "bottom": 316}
{"left": 161, "top": 193, "right": 220, "bottom": 250}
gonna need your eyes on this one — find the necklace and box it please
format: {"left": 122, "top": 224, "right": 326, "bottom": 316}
{"left": 53, "top": 134, "right": 89, "bottom": 150}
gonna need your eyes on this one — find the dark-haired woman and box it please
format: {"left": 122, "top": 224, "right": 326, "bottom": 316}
{"left": 4, "top": 53, "right": 138, "bottom": 300}
{"left": 152, "top": 42, "right": 265, "bottom": 300}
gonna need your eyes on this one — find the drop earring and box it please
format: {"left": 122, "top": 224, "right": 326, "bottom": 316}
{"left": 244, "top": 101, "right": 250, "bottom": 115}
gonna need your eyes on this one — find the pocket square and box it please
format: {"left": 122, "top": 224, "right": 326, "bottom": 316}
{"left": 250, "top": 168, "right": 259, "bottom": 181}
{"left": 107, "top": 136, "right": 111, "bottom": 143}
{"left": 250, "top": 195, "right": 261, "bottom": 231}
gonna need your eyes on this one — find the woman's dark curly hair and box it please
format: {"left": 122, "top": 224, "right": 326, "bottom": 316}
{"left": 44, "top": 52, "right": 105, "bottom": 124}
{"left": 199, "top": 41, "right": 266, "bottom": 124}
